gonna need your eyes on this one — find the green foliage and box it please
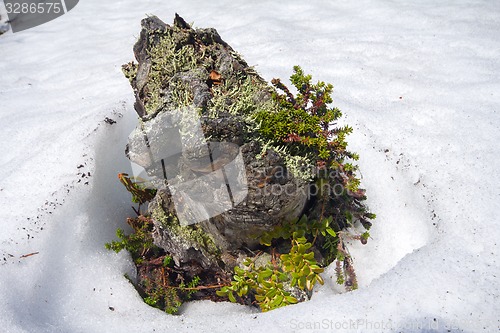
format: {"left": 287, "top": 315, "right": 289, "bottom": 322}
{"left": 259, "top": 215, "right": 341, "bottom": 269}
{"left": 257, "top": 212, "right": 370, "bottom": 292}
{"left": 216, "top": 258, "right": 298, "bottom": 312}
{"left": 105, "top": 218, "right": 204, "bottom": 315}
{"left": 218, "top": 221, "right": 334, "bottom": 311}
{"left": 143, "top": 284, "right": 183, "bottom": 315}
{"left": 183, "top": 275, "right": 201, "bottom": 298}
{"left": 104, "top": 217, "right": 159, "bottom": 264}
{"left": 252, "top": 67, "right": 375, "bottom": 236}
{"left": 253, "top": 65, "right": 355, "bottom": 163}
{"left": 217, "top": 229, "right": 329, "bottom": 311}
{"left": 281, "top": 237, "right": 324, "bottom": 291}
{"left": 215, "top": 65, "right": 378, "bottom": 310}
{"left": 162, "top": 255, "right": 173, "bottom": 267}
{"left": 216, "top": 260, "right": 258, "bottom": 301}
{"left": 140, "top": 274, "right": 202, "bottom": 315}
{"left": 259, "top": 215, "right": 336, "bottom": 247}
{"left": 253, "top": 267, "right": 298, "bottom": 312}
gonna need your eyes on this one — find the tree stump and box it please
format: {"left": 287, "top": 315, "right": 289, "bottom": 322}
{"left": 124, "top": 15, "right": 310, "bottom": 273}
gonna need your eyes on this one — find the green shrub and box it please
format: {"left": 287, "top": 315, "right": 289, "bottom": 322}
{"left": 217, "top": 67, "right": 375, "bottom": 308}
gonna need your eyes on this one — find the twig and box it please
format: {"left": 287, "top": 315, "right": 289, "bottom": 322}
{"left": 20, "top": 252, "right": 39, "bottom": 258}
{"left": 132, "top": 204, "right": 141, "bottom": 217}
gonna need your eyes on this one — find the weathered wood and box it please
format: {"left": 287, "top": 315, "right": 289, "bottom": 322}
{"left": 124, "top": 15, "right": 310, "bottom": 273}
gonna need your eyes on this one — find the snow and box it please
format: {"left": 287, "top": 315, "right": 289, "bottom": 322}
{"left": 0, "top": 0, "right": 499, "bottom": 332}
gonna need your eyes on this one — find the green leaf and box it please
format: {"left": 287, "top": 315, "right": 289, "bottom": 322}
{"left": 266, "top": 288, "right": 277, "bottom": 298}
{"left": 270, "top": 294, "right": 284, "bottom": 308}
{"left": 303, "top": 252, "right": 315, "bottom": 260}
{"left": 298, "top": 277, "right": 306, "bottom": 289}
{"left": 326, "top": 227, "right": 336, "bottom": 237}
{"left": 216, "top": 289, "right": 227, "bottom": 297}
{"left": 278, "top": 272, "right": 288, "bottom": 281}
{"left": 243, "top": 258, "right": 253, "bottom": 266}
{"left": 260, "top": 237, "right": 272, "bottom": 247}
{"left": 227, "top": 291, "right": 236, "bottom": 303}
{"left": 306, "top": 278, "right": 313, "bottom": 290}
{"left": 310, "top": 265, "right": 324, "bottom": 274}
{"left": 261, "top": 280, "right": 272, "bottom": 289}
{"left": 260, "top": 269, "right": 273, "bottom": 279}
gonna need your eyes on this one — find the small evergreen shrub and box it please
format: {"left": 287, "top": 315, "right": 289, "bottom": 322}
{"left": 216, "top": 67, "right": 375, "bottom": 308}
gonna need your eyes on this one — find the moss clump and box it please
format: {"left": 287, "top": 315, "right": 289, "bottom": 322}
{"left": 255, "top": 141, "right": 315, "bottom": 181}
{"left": 124, "top": 16, "right": 276, "bottom": 119}
{"left": 142, "top": 272, "right": 201, "bottom": 315}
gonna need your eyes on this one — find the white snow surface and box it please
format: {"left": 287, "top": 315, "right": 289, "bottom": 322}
{"left": 0, "top": 1, "right": 499, "bottom": 332}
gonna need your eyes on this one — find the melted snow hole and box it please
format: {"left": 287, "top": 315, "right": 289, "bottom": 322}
{"left": 95, "top": 109, "right": 433, "bottom": 294}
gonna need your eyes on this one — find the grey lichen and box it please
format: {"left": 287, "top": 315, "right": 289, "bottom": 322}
{"left": 150, "top": 194, "right": 220, "bottom": 268}
{"left": 143, "top": 30, "right": 199, "bottom": 114}
{"left": 122, "top": 62, "right": 138, "bottom": 84}
{"left": 255, "top": 140, "right": 315, "bottom": 182}
{"left": 208, "top": 69, "right": 274, "bottom": 118}
{"left": 125, "top": 14, "right": 276, "bottom": 120}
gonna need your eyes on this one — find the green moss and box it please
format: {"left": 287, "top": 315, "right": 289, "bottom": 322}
{"left": 141, "top": 274, "right": 201, "bottom": 315}
{"left": 167, "top": 79, "right": 195, "bottom": 109}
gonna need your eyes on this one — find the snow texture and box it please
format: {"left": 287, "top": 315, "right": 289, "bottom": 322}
{"left": 0, "top": 0, "right": 498, "bottom": 332}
